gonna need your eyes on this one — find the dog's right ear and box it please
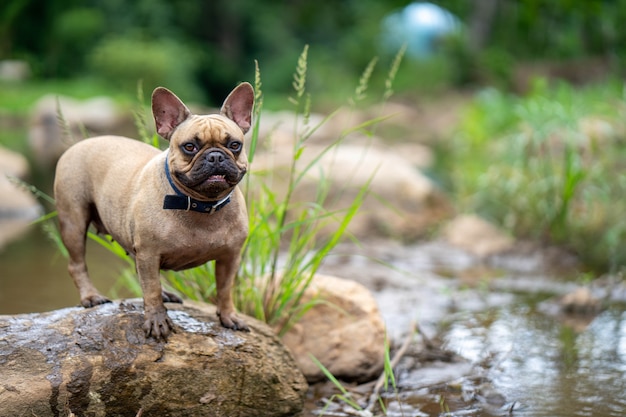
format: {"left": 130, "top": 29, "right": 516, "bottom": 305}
{"left": 152, "top": 87, "right": 192, "bottom": 140}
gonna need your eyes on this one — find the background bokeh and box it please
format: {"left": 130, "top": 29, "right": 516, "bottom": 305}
{"left": 3, "top": 0, "right": 625, "bottom": 105}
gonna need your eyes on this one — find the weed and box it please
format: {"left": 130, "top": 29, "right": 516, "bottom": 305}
{"left": 310, "top": 355, "right": 365, "bottom": 412}
{"left": 449, "top": 79, "right": 626, "bottom": 272}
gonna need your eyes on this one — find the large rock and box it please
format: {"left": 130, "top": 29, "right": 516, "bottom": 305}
{"left": 0, "top": 300, "right": 307, "bottom": 417}
{"left": 442, "top": 214, "right": 514, "bottom": 257}
{"left": 0, "top": 146, "right": 41, "bottom": 250}
{"left": 280, "top": 274, "right": 386, "bottom": 383}
{"left": 253, "top": 108, "right": 453, "bottom": 240}
{"left": 0, "top": 146, "right": 30, "bottom": 179}
{"left": 252, "top": 143, "right": 451, "bottom": 240}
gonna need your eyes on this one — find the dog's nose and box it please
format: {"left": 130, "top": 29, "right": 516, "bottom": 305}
{"left": 207, "top": 151, "right": 225, "bottom": 164}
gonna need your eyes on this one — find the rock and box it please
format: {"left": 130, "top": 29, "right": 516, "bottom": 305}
{"left": 258, "top": 96, "right": 466, "bottom": 148}
{"left": 252, "top": 107, "right": 454, "bottom": 240}
{"left": 0, "top": 146, "right": 41, "bottom": 250}
{"left": 442, "top": 214, "right": 514, "bottom": 257}
{"left": 359, "top": 98, "right": 466, "bottom": 144}
{"left": 0, "top": 60, "right": 31, "bottom": 81}
{"left": 0, "top": 146, "right": 30, "bottom": 179}
{"left": 280, "top": 274, "right": 386, "bottom": 383}
{"left": 0, "top": 300, "right": 307, "bottom": 417}
{"left": 251, "top": 143, "right": 452, "bottom": 240}
{"left": 560, "top": 287, "right": 601, "bottom": 315}
{"left": 579, "top": 116, "right": 618, "bottom": 145}
{"left": 257, "top": 110, "right": 336, "bottom": 147}
{"left": 28, "top": 95, "right": 125, "bottom": 167}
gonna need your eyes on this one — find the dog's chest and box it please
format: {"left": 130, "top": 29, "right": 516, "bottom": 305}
{"left": 159, "top": 234, "right": 228, "bottom": 270}
{"left": 160, "top": 241, "right": 226, "bottom": 270}
{"left": 154, "top": 213, "right": 245, "bottom": 271}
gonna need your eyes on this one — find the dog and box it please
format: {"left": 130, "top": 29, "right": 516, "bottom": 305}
{"left": 54, "top": 82, "right": 255, "bottom": 340}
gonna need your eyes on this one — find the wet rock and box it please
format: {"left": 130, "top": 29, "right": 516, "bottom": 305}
{"left": 442, "top": 214, "right": 514, "bottom": 257}
{"left": 0, "top": 300, "right": 307, "bottom": 417}
{"left": 0, "top": 146, "right": 41, "bottom": 250}
{"left": 28, "top": 95, "right": 126, "bottom": 167}
{"left": 280, "top": 274, "right": 386, "bottom": 383}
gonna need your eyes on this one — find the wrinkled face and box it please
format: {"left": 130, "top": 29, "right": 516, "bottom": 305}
{"left": 168, "top": 114, "right": 248, "bottom": 199}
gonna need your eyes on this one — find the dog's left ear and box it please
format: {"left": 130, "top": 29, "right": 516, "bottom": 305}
{"left": 152, "top": 87, "right": 192, "bottom": 140}
{"left": 221, "top": 82, "right": 255, "bottom": 134}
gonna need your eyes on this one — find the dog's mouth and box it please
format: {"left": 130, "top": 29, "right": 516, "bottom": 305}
{"left": 175, "top": 165, "right": 245, "bottom": 199}
{"left": 205, "top": 174, "right": 227, "bottom": 184}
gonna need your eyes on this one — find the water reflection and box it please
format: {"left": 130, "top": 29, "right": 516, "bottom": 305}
{"left": 0, "top": 227, "right": 128, "bottom": 314}
{"left": 444, "top": 306, "right": 626, "bottom": 417}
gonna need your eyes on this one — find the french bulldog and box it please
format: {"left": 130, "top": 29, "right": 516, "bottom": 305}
{"left": 53, "top": 82, "right": 255, "bottom": 340}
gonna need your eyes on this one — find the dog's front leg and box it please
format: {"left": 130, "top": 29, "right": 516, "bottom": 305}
{"left": 215, "top": 254, "right": 249, "bottom": 331}
{"left": 136, "top": 253, "right": 174, "bottom": 340}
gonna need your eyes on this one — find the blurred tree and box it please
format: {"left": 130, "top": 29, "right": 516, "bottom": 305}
{"left": 1, "top": 0, "right": 624, "bottom": 101}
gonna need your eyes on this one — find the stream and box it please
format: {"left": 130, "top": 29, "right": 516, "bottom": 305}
{"left": 313, "top": 240, "right": 626, "bottom": 417}
{"left": 1, "top": 228, "right": 626, "bottom": 416}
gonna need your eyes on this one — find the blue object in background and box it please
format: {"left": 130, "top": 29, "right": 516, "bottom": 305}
{"left": 381, "top": 2, "right": 461, "bottom": 59}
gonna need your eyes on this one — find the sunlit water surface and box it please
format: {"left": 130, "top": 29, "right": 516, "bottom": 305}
{"left": 443, "top": 306, "right": 626, "bottom": 417}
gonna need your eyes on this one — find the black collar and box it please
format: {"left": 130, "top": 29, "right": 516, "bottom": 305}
{"left": 163, "top": 153, "right": 232, "bottom": 214}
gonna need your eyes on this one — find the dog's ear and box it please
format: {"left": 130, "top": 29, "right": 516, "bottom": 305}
{"left": 220, "top": 82, "right": 255, "bottom": 134}
{"left": 152, "top": 87, "right": 192, "bottom": 140}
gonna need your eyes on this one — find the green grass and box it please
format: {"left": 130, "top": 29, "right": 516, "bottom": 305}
{"left": 446, "top": 78, "right": 626, "bottom": 272}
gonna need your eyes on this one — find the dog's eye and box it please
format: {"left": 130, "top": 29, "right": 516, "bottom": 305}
{"left": 182, "top": 143, "right": 197, "bottom": 154}
{"left": 229, "top": 141, "right": 242, "bottom": 152}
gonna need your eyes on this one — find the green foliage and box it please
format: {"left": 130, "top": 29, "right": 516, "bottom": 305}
{"left": 449, "top": 79, "right": 626, "bottom": 271}
{"left": 51, "top": 8, "right": 106, "bottom": 76}
{"left": 5, "top": 0, "right": 626, "bottom": 100}
{"left": 88, "top": 36, "right": 204, "bottom": 102}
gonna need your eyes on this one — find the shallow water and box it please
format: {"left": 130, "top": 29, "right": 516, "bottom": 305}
{"left": 0, "top": 227, "right": 129, "bottom": 313}
{"left": 441, "top": 305, "right": 626, "bottom": 417}
{"left": 313, "top": 241, "right": 626, "bottom": 417}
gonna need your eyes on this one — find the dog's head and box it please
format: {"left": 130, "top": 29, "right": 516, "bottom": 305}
{"left": 152, "top": 83, "right": 254, "bottom": 200}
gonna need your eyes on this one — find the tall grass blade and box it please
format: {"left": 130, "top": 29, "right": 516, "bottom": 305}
{"left": 309, "top": 354, "right": 363, "bottom": 411}
{"left": 55, "top": 97, "right": 74, "bottom": 145}
{"left": 353, "top": 57, "right": 379, "bottom": 104}
{"left": 384, "top": 44, "right": 406, "bottom": 102}
{"left": 291, "top": 44, "right": 309, "bottom": 103}
{"left": 247, "top": 60, "right": 264, "bottom": 164}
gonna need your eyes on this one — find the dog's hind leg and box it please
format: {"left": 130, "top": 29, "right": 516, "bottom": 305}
{"left": 57, "top": 202, "right": 111, "bottom": 308}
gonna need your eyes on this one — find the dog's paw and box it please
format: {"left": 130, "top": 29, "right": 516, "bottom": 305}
{"left": 143, "top": 309, "right": 176, "bottom": 341}
{"left": 217, "top": 310, "right": 250, "bottom": 332}
{"left": 80, "top": 295, "right": 112, "bottom": 308}
{"left": 161, "top": 290, "right": 183, "bottom": 304}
